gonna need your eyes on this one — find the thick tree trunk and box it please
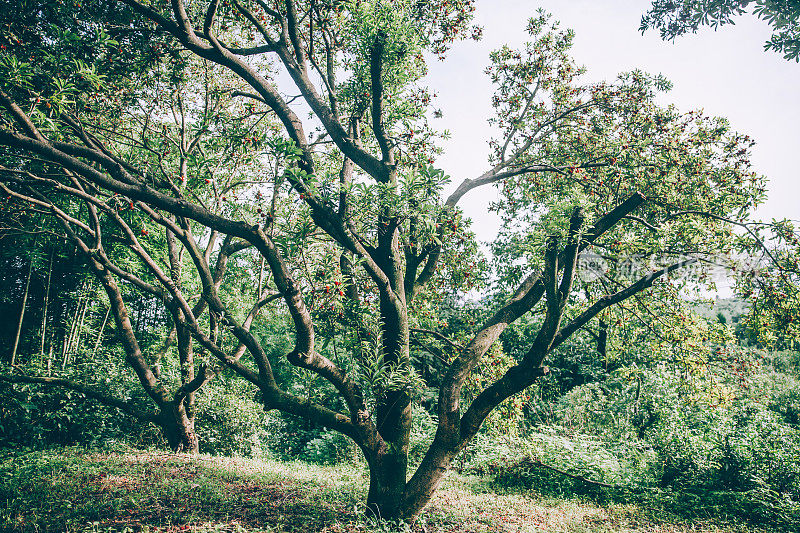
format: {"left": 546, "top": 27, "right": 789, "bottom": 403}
{"left": 368, "top": 280, "right": 412, "bottom": 519}
{"left": 366, "top": 446, "right": 410, "bottom": 520}
{"left": 159, "top": 403, "right": 199, "bottom": 453}
{"left": 366, "top": 216, "right": 415, "bottom": 520}
{"left": 400, "top": 448, "right": 457, "bottom": 520}
{"left": 400, "top": 361, "right": 552, "bottom": 520}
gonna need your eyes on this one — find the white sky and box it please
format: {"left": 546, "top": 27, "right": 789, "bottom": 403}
{"left": 427, "top": 0, "right": 800, "bottom": 245}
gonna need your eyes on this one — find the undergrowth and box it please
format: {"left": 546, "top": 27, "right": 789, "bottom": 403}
{"left": 0, "top": 445, "right": 784, "bottom": 533}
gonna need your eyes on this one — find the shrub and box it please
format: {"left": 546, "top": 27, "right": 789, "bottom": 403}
{"left": 302, "top": 430, "right": 360, "bottom": 464}
{"left": 409, "top": 406, "right": 437, "bottom": 464}
{"left": 0, "top": 371, "right": 156, "bottom": 449}
{"left": 194, "top": 379, "right": 275, "bottom": 457}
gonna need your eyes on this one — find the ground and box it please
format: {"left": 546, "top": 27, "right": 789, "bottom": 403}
{"left": 0, "top": 446, "right": 771, "bottom": 532}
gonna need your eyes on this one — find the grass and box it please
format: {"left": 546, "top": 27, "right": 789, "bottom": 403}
{"left": 0, "top": 445, "right": 778, "bottom": 533}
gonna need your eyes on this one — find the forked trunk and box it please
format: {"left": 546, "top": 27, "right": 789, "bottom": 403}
{"left": 159, "top": 402, "right": 199, "bottom": 453}
{"left": 400, "top": 444, "right": 459, "bottom": 520}
{"left": 364, "top": 436, "right": 458, "bottom": 521}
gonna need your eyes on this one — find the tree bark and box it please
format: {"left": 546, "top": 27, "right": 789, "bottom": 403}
{"left": 366, "top": 445, "right": 410, "bottom": 520}
{"left": 159, "top": 402, "right": 199, "bottom": 453}
{"left": 598, "top": 318, "right": 608, "bottom": 363}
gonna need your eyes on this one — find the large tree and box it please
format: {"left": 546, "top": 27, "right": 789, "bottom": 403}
{"left": 0, "top": 0, "right": 765, "bottom": 521}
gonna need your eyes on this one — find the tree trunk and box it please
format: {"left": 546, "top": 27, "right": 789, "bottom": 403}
{"left": 399, "top": 444, "right": 459, "bottom": 520}
{"left": 365, "top": 446, "right": 411, "bottom": 520}
{"left": 364, "top": 216, "right": 414, "bottom": 520}
{"left": 367, "top": 293, "right": 412, "bottom": 520}
{"left": 159, "top": 402, "right": 199, "bottom": 453}
{"left": 11, "top": 258, "right": 34, "bottom": 366}
{"left": 598, "top": 318, "right": 608, "bottom": 366}
{"left": 400, "top": 360, "right": 552, "bottom": 521}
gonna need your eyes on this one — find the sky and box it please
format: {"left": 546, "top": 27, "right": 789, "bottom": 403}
{"left": 427, "top": 0, "right": 800, "bottom": 245}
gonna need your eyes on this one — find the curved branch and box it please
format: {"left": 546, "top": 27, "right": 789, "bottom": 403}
{"left": 0, "top": 374, "right": 159, "bottom": 423}
{"left": 370, "top": 31, "right": 393, "bottom": 165}
{"left": 410, "top": 328, "right": 463, "bottom": 351}
{"left": 550, "top": 257, "right": 696, "bottom": 351}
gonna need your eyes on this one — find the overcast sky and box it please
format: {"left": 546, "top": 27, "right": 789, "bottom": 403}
{"left": 427, "top": 0, "right": 800, "bottom": 244}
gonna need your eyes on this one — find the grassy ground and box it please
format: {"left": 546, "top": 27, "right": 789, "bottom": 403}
{"left": 0, "top": 446, "right": 773, "bottom": 533}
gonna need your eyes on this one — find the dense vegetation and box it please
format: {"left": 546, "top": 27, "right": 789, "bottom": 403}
{"left": 0, "top": 0, "right": 798, "bottom": 530}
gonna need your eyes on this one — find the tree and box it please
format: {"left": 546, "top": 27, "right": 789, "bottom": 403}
{"left": 0, "top": 41, "right": 282, "bottom": 451}
{"left": 641, "top": 0, "right": 800, "bottom": 61}
{"left": 0, "top": 1, "right": 765, "bottom": 521}
{"left": 736, "top": 219, "right": 800, "bottom": 349}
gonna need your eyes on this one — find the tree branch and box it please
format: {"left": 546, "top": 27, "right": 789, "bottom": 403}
{"left": 0, "top": 374, "right": 159, "bottom": 423}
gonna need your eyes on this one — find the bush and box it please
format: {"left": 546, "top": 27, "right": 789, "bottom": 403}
{"left": 409, "top": 405, "right": 437, "bottom": 464}
{"left": 459, "top": 426, "right": 655, "bottom": 494}
{"left": 648, "top": 391, "right": 800, "bottom": 498}
{"left": 194, "top": 379, "right": 275, "bottom": 457}
{"left": 0, "top": 372, "right": 157, "bottom": 449}
{"left": 302, "top": 430, "right": 360, "bottom": 464}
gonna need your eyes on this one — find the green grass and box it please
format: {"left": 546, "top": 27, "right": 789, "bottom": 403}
{"left": 0, "top": 446, "right": 778, "bottom": 532}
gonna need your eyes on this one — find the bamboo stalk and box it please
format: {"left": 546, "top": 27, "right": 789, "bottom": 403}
{"left": 39, "top": 251, "right": 53, "bottom": 360}
{"left": 11, "top": 258, "right": 34, "bottom": 366}
{"left": 62, "top": 296, "right": 81, "bottom": 370}
{"left": 92, "top": 305, "right": 111, "bottom": 356}
{"left": 71, "top": 297, "right": 89, "bottom": 356}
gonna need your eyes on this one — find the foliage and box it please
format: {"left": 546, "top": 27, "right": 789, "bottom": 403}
{"left": 736, "top": 221, "right": 800, "bottom": 350}
{"left": 193, "top": 379, "right": 275, "bottom": 457}
{"left": 302, "top": 429, "right": 361, "bottom": 465}
{"left": 641, "top": 0, "right": 800, "bottom": 61}
{"left": 0, "top": 378, "right": 156, "bottom": 448}
{"left": 462, "top": 342, "right": 526, "bottom": 437}
{"left": 455, "top": 336, "right": 800, "bottom": 529}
